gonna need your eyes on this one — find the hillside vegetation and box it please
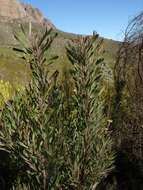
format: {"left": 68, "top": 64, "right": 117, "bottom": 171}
{"left": 3, "top": 1, "right": 143, "bottom": 190}
{"left": 0, "top": 9, "right": 143, "bottom": 190}
{"left": 0, "top": 20, "right": 119, "bottom": 87}
{"left": 0, "top": 27, "right": 115, "bottom": 190}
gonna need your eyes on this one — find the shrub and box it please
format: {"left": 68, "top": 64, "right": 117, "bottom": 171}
{"left": 0, "top": 28, "right": 115, "bottom": 189}
{"left": 66, "top": 35, "right": 115, "bottom": 189}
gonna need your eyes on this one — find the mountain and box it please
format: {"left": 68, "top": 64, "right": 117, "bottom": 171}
{"left": 0, "top": 0, "right": 56, "bottom": 45}
{"left": 0, "top": 0, "right": 119, "bottom": 85}
{"left": 0, "top": 0, "right": 55, "bottom": 28}
{"left": 21, "top": 3, "right": 55, "bottom": 29}
{"left": 0, "top": 0, "right": 26, "bottom": 19}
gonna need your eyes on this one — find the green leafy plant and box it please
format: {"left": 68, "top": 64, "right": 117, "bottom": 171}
{"left": 65, "top": 35, "right": 115, "bottom": 189}
{"left": 0, "top": 27, "right": 115, "bottom": 190}
{"left": 0, "top": 28, "right": 59, "bottom": 189}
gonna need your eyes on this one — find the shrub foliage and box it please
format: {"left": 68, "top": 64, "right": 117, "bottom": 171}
{"left": 0, "top": 28, "right": 114, "bottom": 189}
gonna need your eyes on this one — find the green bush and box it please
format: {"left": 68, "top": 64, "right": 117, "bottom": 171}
{"left": 0, "top": 28, "right": 115, "bottom": 189}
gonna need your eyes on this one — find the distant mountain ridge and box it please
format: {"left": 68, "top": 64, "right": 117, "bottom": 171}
{"left": 0, "top": 0, "right": 55, "bottom": 29}
{"left": 21, "top": 3, "right": 55, "bottom": 29}
{"left": 0, "top": 0, "right": 119, "bottom": 62}
{"left": 0, "top": 0, "right": 26, "bottom": 19}
{"left": 0, "top": 0, "right": 119, "bottom": 89}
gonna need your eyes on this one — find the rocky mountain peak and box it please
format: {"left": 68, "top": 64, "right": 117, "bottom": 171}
{"left": 0, "top": 0, "right": 26, "bottom": 18}
{"left": 21, "top": 3, "right": 55, "bottom": 28}
{"left": 0, "top": 0, "right": 55, "bottom": 28}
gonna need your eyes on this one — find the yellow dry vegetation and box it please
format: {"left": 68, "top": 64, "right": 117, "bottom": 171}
{"left": 0, "top": 80, "right": 13, "bottom": 107}
{"left": 0, "top": 80, "right": 24, "bottom": 107}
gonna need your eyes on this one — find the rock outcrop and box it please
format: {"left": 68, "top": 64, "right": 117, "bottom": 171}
{"left": 0, "top": 0, "right": 26, "bottom": 18}
{"left": 21, "top": 3, "right": 55, "bottom": 28}
{"left": 0, "top": 0, "right": 55, "bottom": 28}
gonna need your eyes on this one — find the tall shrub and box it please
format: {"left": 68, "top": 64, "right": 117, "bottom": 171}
{"left": 66, "top": 34, "right": 114, "bottom": 189}
{"left": 0, "top": 28, "right": 114, "bottom": 189}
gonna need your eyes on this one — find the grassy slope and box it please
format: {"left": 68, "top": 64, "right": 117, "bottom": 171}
{"left": 0, "top": 20, "right": 120, "bottom": 86}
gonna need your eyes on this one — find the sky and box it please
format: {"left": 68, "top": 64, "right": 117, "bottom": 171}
{"left": 21, "top": 0, "right": 143, "bottom": 41}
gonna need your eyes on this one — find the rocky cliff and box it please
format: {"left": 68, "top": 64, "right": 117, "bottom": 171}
{"left": 0, "top": 0, "right": 26, "bottom": 18}
{"left": 0, "top": 0, "right": 55, "bottom": 28}
{"left": 21, "top": 3, "right": 55, "bottom": 28}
